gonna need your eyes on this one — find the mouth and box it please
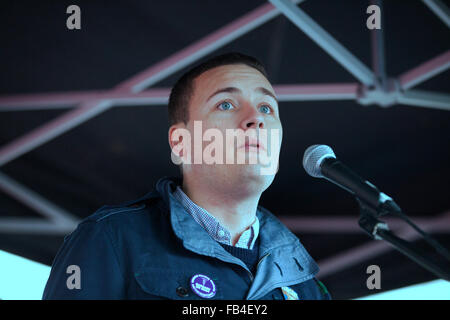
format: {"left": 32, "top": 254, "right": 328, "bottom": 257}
{"left": 240, "top": 141, "right": 266, "bottom": 152}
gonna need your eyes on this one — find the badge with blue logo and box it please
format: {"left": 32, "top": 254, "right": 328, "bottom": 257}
{"left": 281, "top": 286, "right": 299, "bottom": 300}
{"left": 190, "top": 274, "right": 216, "bottom": 299}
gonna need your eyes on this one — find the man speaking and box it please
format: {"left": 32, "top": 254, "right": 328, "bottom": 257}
{"left": 43, "top": 52, "right": 331, "bottom": 300}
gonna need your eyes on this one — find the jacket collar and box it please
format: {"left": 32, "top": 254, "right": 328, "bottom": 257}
{"left": 154, "top": 176, "right": 319, "bottom": 299}
{"left": 155, "top": 176, "right": 226, "bottom": 257}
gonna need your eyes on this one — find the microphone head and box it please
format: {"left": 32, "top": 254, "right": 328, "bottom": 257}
{"left": 303, "top": 144, "right": 336, "bottom": 178}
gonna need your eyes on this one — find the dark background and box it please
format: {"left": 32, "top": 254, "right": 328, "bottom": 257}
{"left": 0, "top": 0, "right": 449, "bottom": 299}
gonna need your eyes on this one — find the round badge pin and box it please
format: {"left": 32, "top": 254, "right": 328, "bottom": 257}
{"left": 190, "top": 274, "right": 216, "bottom": 299}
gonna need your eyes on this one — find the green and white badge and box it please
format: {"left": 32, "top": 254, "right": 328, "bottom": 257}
{"left": 281, "top": 286, "right": 299, "bottom": 300}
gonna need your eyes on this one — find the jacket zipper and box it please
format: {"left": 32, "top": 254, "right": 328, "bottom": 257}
{"left": 247, "top": 252, "right": 271, "bottom": 282}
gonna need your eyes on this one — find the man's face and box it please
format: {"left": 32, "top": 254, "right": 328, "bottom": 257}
{"left": 171, "top": 63, "right": 283, "bottom": 194}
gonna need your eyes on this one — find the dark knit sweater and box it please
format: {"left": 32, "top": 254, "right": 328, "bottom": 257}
{"left": 219, "top": 237, "right": 260, "bottom": 275}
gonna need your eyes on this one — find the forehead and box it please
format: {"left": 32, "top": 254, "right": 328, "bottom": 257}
{"left": 193, "top": 64, "right": 273, "bottom": 97}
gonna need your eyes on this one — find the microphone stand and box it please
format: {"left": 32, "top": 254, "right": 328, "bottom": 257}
{"left": 357, "top": 199, "right": 450, "bottom": 281}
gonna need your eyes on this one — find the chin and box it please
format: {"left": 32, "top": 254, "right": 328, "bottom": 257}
{"left": 236, "top": 164, "right": 276, "bottom": 190}
{"left": 193, "top": 163, "right": 277, "bottom": 192}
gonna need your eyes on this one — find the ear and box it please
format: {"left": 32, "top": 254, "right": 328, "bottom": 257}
{"left": 168, "top": 122, "right": 188, "bottom": 161}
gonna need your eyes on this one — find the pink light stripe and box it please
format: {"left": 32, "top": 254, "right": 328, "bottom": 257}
{"left": 0, "top": 101, "right": 110, "bottom": 166}
{"left": 0, "top": 88, "right": 172, "bottom": 109}
{"left": 0, "top": 90, "right": 109, "bottom": 108}
{"left": 399, "top": 50, "right": 450, "bottom": 89}
{"left": 274, "top": 83, "right": 358, "bottom": 96}
{"left": 279, "top": 215, "right": 450, "bottom": 233}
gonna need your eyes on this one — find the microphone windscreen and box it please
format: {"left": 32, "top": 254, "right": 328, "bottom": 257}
{"left": 302, "top": 144, "right": 336, "bottom": 178}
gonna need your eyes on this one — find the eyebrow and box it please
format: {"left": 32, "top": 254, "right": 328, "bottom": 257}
{"left": 206, "top": 86, "right": 278, "bottom": 103}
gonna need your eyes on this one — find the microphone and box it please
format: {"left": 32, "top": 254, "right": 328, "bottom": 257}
{"left": 302, "top": 144, "right": 401, "bottom": 215}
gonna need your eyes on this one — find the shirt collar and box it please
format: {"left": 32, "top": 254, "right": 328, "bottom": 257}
{"left": 172, "top": 185, "right": 259, "bottom": 249}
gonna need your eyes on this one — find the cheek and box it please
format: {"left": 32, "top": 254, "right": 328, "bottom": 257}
{"left": 196, "top": 121, "right": 229, "bottom": 150}
{"left": 267, "top": 120, "right": 283, "bottom": 138}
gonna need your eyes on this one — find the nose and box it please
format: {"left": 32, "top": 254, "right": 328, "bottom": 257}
{"left": 240, "top": 105, "right": 265, "bottom": 130}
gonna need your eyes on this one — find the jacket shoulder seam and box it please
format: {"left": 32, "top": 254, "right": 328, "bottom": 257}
{"left": 93, "top": 203, "right": 147, "bottom": 222}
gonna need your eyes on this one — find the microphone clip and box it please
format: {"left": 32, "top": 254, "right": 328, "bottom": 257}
{"left": 356, "top": 198, "right": 390, "bottom": 241}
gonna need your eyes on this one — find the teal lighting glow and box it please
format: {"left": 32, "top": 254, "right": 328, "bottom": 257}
{"left": 0, "top": 250, "right": 51, "bottom": 300}
{"left": 1, "top": 249, "right": 449, "bottom": 300}
{"left": 357, "top": 279, "right": 450, "bottom": 300}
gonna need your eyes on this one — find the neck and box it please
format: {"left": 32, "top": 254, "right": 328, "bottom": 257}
{"left": 182, "top": 175, "right": 261, "bottom": 245}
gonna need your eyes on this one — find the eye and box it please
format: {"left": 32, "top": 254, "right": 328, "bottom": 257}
{"left": 217, "top": 101, "right": 235, "bottom": 111}
{"left": 259, "top": 104, "right": 272, "bottom": 114}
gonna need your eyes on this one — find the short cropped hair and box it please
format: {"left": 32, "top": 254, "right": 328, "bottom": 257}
{"left": 167, "top": 52, "right": 268, "bottom": 127}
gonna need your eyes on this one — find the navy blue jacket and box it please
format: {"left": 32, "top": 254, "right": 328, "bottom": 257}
{"left": 43, "top": 177, "right": 331, "bottom": 300}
